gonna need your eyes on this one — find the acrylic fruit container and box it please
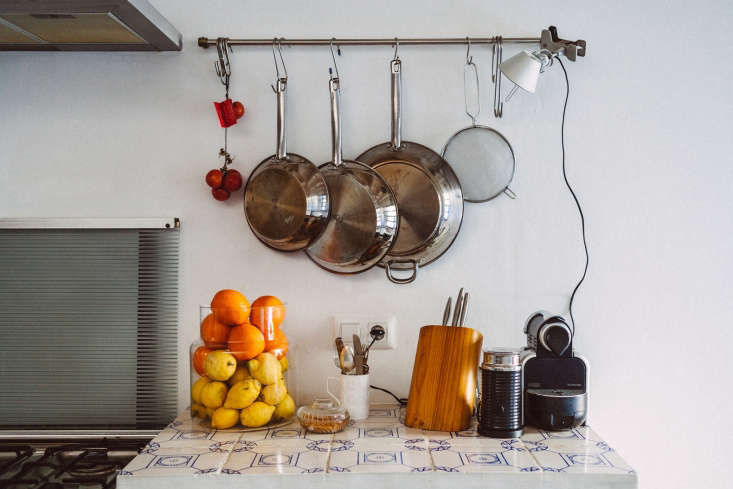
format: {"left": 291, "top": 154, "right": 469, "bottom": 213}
{"left": 191, "top": 298, "right": 294, "bottom": 430}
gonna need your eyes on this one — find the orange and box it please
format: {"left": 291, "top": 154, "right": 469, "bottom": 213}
{"left": 227, "top": 322, "right": 265, "bottom": 361}
{"left": 265, "top": 326, "right": 289, "bottom": 360}
{"left": 200, "top": 313, "right": 230, "bottom": 348}
{"left": 193, "top": 346, "right": 212, "bottom": 376}
{"left": 250, "top": 295, "right": 285, "bottom": 334}
{"left": 211, "top": 289, "right": 250, "bottom": 326}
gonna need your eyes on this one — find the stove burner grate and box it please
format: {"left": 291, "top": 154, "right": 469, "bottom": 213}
{"left": 0, "top": 440, "right": 146, "bottom": 489}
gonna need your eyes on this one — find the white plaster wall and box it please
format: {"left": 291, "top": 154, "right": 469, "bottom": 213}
{"left": 1, "top": 0, "right": 731, "bottom": 487}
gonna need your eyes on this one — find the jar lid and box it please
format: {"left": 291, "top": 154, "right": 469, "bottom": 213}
{"left": 297, "top": 398, "right": 348, "bottom": 418}
{"left": 482, "top": 348, "right": 521, "bottom": 367}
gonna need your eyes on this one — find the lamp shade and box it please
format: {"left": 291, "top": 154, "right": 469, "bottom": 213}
{"left": 499, "top": 50, "right": 542, "bottom": 93}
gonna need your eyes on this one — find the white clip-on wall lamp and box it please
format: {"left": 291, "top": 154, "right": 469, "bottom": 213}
{"left": 500, "top": 26, "right": 586, "bottom": 100}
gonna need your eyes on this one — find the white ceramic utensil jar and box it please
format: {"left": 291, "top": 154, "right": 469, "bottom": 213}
{"left": 327, "top": 373, "right": 370, "bottom": 420}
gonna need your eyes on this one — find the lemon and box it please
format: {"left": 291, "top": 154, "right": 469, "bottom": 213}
{"left": 191, "top": 403, "right": 207, "bottom": 418}
{"left": 273, "top": 394, "right": 295, "bottom": 421}
{"left": 205, "top": 407, "right": 215, "bottom": 418}
{"left": 247, "top": 352, "right": 282, "bottom": 385}
{"left": 240, "top": 401, "right": 275, "bottom": 428}
{"left": 228, "top": 365, "right": 252, "bottom": 385}
{"left": 205, "top": 351, "right": 237, "bottom": 381}
{"left": 211, "top": 407, "right": 240, "bottom": 429}
{"left": 261, "top": 380, "right": 287, "bottom": 405}
{"left": 191, "top": 376, "right": 210, "bottom": 404}
{"left": 224, "top": 379, "right": 261, "bottom": 409}
{"left": 201, "top": 381, "right": 228, "bottom": 408}
{"left": 279, "top": 356, "right": 289, "bottom": 372}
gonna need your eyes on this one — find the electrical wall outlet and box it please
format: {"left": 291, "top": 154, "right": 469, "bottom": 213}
{"left": 332, "top": 314, "right": 397, "bottom": 350}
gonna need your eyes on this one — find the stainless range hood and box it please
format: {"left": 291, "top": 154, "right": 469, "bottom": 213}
{"left": 0, "top": 0, "right": 181, "bottom": 51}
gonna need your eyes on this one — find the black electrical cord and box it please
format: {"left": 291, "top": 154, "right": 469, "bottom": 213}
{"left": 556, "top": 56, "right": 589, "bottom": 338}
{"left": 370, "top": 385, "right": 407, "bottom": 406}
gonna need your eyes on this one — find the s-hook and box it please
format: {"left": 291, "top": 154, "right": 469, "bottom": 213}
{"left": 492, "top": 35, "right": 503, "bottom": 117}
{"left": 271, "top": 37, "right": 287, "bottom": 93}
{"left": 329, "top": 38, "right": 341, "bottom": 79}
{"left": 215, "top": 37, "right": 232, "bottom": 97}
{"left": 464, "top": 37, "right": 480, "bottom": 126}
{"left": 392, "top": 37, "right": 400, "bottom": 61}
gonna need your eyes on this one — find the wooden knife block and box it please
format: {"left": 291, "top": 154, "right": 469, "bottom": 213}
{"left": 405, "top": 325, "right": 483, "bottom": 432}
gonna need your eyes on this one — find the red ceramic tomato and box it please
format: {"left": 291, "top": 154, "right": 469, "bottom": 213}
{"left": 206, "top": 169, "right": 223, "bottom": 188}
{"left": 212, "top": 188, "right": 230, "bottom": 201}
{"left": 232, "top": 101, "right": 245, "bottom": 119}
{"left": 223, "top": 169, "right": 243, "bottom": 192}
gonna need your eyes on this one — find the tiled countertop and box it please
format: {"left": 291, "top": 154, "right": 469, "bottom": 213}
{"left": 118, "top": 405, "right": 636, "bottom": 489}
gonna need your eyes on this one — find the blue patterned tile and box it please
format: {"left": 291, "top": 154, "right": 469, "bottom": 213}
{"left": 528, "top": 429, "right": 635, "bottom": 475}
{"left": 365, "top": 406, "right": 400, "bottom": 419}
{"left": 293, "top": 450, "right": 330, "bottom": 472}
{"left": 431, "top": 446, "right": 540, "bottom": 474}
{"left": 362, "top": 426, "right": 400, "bottom": 438}
{"left": 120, "top": 405, "right": 632, "bottom": 480}
{"left": 361, "top": 451, "right": 400, "bottom": 465}
{"left": 328, "top": 439, "right": 355, "bottom": 452}
{"left": 147, "top": 455, "right": 198, "bottom": 469}
{"left": 229, "top": 450, "right": 327, "bottom": 474}
{"left": 267, "top": 426, "right": 306, "bottom": 439}
{"left": 207, "top": 439, "right": 256, "bottom": 453}
{"left": 122, "top": 452, "right": 228, "bottom": 476}
{"left": 221, "top": 450, "right": 257, "bottom": 471}
{"left": 139, "top": 443, "right": 217, "bottom": 456}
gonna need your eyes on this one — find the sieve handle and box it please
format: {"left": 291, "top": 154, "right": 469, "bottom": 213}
{"left": 329, "top": 77, "right": 343, "bottom": 167}
{"left": 464, "top": 58, "right": 480, "bottom": 126}
{"left": 273, "top": 78, "right": 287, "bottom": 159}
{"left": 390, "top": 59, "right": 402, "bottom": 149}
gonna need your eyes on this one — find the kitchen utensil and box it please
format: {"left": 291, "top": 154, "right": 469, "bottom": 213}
{"left": 245, "top": 40, "right": 329, "bottom": 251}
{"left": 334, "top": 336, "right": 346, "bottom": 370}
{"left": 353, "top": 334, "right": 364, "bottom": 375}
{"left": 459, "top": 292, "right": 469, "bottom": 326}
{"left": 442, "top": 40, "right": 516, "bottom": 203}
{"left": 328, "top": 373, "right": 370, "bottom": 420}
{"left": 405, "top": 325, "right": 483, "bottom": 431}
{"left": 479, "top": 348, "right": 523, "bottom": 438}
{"left": 297, "top": 397, "right": 350, "bottom": 433}
{"left": 335, "top": 336, "right": 345, "bottom": 357}
{"left": 451, "top": 287, "right": 464, "bottom": 326}
{"left": 338, "top": 344, "right": 355, "bottom": 374}
{"left": 305, "top": 45, "right": 399, "bottom": 274}
{"left": 442, "top": 297, "right": 452, "bottom": 326}
{"left": 357, "top": 50, "right": 463, "bottom": 284}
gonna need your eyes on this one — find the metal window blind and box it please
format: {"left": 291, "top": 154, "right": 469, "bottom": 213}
{"left": 0, "top": 219, "right": 179, "bottom": 430}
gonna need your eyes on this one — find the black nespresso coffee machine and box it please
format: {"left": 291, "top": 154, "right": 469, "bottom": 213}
{"left": 521, "top": 311, "right": 588, "bottom": 431}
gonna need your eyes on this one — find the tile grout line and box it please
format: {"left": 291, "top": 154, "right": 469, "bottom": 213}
{"left": 519, "top": 437, "right": 544, "bottom": 473}
{"left": 324, "top": 433, "right": 336, "bottom": 473}
{"left": 217, "top": 431, "right": 242, "bottom": 475}
{"left": 423, "top": 430, "right": 437, "bottom": 471}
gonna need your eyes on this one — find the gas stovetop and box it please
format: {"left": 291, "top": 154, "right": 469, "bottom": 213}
{"left": 0, "top": 440, "right": 148, "bottom": 489}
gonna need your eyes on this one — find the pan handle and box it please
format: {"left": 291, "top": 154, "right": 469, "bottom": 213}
{"left": 329, "top": 77, "right": 343, "bottom": 167}
{"left": 385, "top": 259, "right": 418, "bottom": 284}
{"left": 273, "top": 78, "right": 287, "bottom": 159}
{"left": 390, "top": 59, "right": 402, "bottom": 150}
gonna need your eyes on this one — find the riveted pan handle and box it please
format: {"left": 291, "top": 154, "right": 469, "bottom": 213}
{"left": 273, "top": 78, "right": 287, "bottom": 159}
{"left": 386, "top": 259, "right": 418, "bottom": 284}
{"left": 329, "top": 77, "right": 343, "bottom": 167}
{"left": 390, "top": 59, "right": 402, "bottom": 149}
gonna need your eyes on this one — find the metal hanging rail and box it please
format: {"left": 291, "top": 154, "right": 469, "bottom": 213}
{"left": 198, "top": 36, "right": 540, "bottom": 48}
